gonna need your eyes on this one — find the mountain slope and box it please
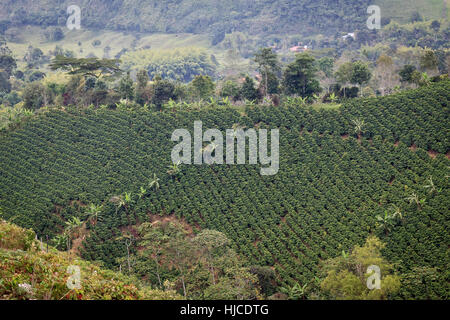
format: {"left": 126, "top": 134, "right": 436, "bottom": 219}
{"left": 2, "top": 0, "right": 444, "bottom": 36}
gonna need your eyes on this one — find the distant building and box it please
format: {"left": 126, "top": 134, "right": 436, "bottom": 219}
{"left": 342, "top": 32, "right": 356, "bottom": 40}
{"left": 289, "top": 43, "right": 309, "bottom": 53}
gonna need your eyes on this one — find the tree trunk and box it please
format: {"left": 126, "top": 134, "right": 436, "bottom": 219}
{"left": 181, "top": 275, "right": 187, "bottom": 298}
{"left": 265, "top": 68, "right": 268, "bottom": 97}
{"left": 126, "top": 241, "right": 131, "bottom": 273}
{"left": 154, "top": 256, "right": 162, "bottom": 287}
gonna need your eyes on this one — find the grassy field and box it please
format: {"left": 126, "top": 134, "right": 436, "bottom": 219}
{"left": 7, "top": 26, "right": 211, "bottom": 66}
{"left": 6, "top": 25, "right": 251, "bottom": 78}
{"left": 375, "top": 0, "right": 448, "bottom": 22}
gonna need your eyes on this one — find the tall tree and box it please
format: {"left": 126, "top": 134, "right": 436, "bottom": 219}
{"left": 135, "top": 69, "right": 150, "bottom": 105}
{"left": 420, "top": 49, "right": 439, "bottom": 77}
{"left": 118, "top": 71, "right": 134, "bottom": 101}
{"left": 49, "top": 56, "right": 122, "bottom": 80}
{"left": 399, "top": 65, "right": 417, "bottom": 83}
{"left": 350, "top": 61, "right": 372, "bottom": 96}
{"left": 317, "top": 57, "right": 335, "bottom": 93}
{"left": 375, "top": 55, "right": 398, "bottom": 96}
{"left": 152, "top": 80, "right": 177, "bottom": 111}
{"left": 191, "top": 75, "right": 215, "bottom": 100}
{"left": 0, "top": 55, "right": 16, "bottom": 77}
{"left": 193, "top": 230, "right": 230, "bottom": 285}
{"left": 254, "top": 48, "right": 280, "bottom": 96}
{"left": 240, "top": 76, "right": 259, "bottom": 101}
{"left": 282, "top": 53, "right": 321, "bottom": 98}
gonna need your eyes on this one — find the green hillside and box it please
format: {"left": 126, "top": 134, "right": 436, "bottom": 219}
{"left": 375, "top": 0, "right": 448, "bottom": 22}
{"left": 1, "top": 0, "right": 445, "bottom": 37}
{"left": 4, "top": 0, "right": 443, "bottom": 37}
{"left": 0, "top": 81, "right": 448, "bottom": 299}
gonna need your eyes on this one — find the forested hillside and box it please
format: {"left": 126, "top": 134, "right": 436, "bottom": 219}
{"left": 1, "top": 0, "right": 440, "bottom": 36}
{"left": 0, "top": 81, "right": 448, "bottom": 299}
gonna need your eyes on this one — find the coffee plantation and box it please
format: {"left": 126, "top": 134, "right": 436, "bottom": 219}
{"left": 0, "top": 81, "right": 448, "bottom": 299}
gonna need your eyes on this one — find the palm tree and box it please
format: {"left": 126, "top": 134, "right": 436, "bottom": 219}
{"left": 391, "top": 204, "right": 403, "bottom": 221}
{"left": 149, "top": 173, "right": 160, "bottom": 191}
{"left": 405, "top": 192, "right": 425, "bottom": 210}
{"left": 110, "top": 195, "right": 126, "bottom": 214}
{"left": 53, "top": 234, "right": 68, "bottom": 251}
{"left": 351, "top": 119, "right": 365, "bottom": 136}
{"left": 423, "top": 176, "right": 438, "bottom": 194}
{"left": 64, "top": 216, "right": 83, "bottom": 250}
{"left": 86, "top": 203, "right": 102, "bottom": 226}
{"left": 376, "top": 210, "right": 394, "bottom": 235}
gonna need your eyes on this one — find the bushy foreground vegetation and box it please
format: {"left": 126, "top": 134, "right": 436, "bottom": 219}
{"left": 0, "top": 220, "right": 182, "bottom": 300}
{"left": 0, "top": 81, "right": 448, "bottom": 299}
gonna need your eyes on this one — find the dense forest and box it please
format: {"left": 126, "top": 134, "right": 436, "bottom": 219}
{"left": 0, "top": 0, "right": 373, "bottom": 36}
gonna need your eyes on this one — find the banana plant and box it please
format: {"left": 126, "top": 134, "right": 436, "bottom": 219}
{"left": 138, "top": 186, "right": 147, "bottom": 199}
{"left": 376, "top": 210, "right": 394, "bottom": 235}
{"left": 167, "top": 161, "right": 181, "bottom": 178}
{"left": 296, "top": 96, "right": 307, "bottom": 106}
{"left": 280, "top": 282, "right": 308, "bottom": 300}
{"left": 312, "top": 93, "right": 320, "bottom": 103}
{"left": 149, "top": 173, "right": 160, "bottom": 191}
{"left": 405, "top": 192, "right": 425, "bottom": 210}
{"left": 423, "top": 176, "right": 440, "bottom": 194}
{"left": 64, "top": 216, "right": 83, "bottom": 250}
{"left": 391, "top": 204, "right": 403, "bottom": 221}
{"left": 245, "top": 99, "right": 256, "bottom": 107}
{"left": 110, "top": 195, "right": 126, "bottom": 214}
{"left": 86, "top": 203, "right": 103, "bottom": 226}
{"left": 124, "top": 192, "right": 132, "bottom": 209}
{"left": 166, "top": 99, "right": 177, "bottom": 112}
{"left": 220, "top": 96, "right": 232, "bottom": 107}
{"left": 329, "top": 92, "right": 338, "bottom": 103}
{"left": 351, "top": 118, "right": 365, "bottom": 136}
